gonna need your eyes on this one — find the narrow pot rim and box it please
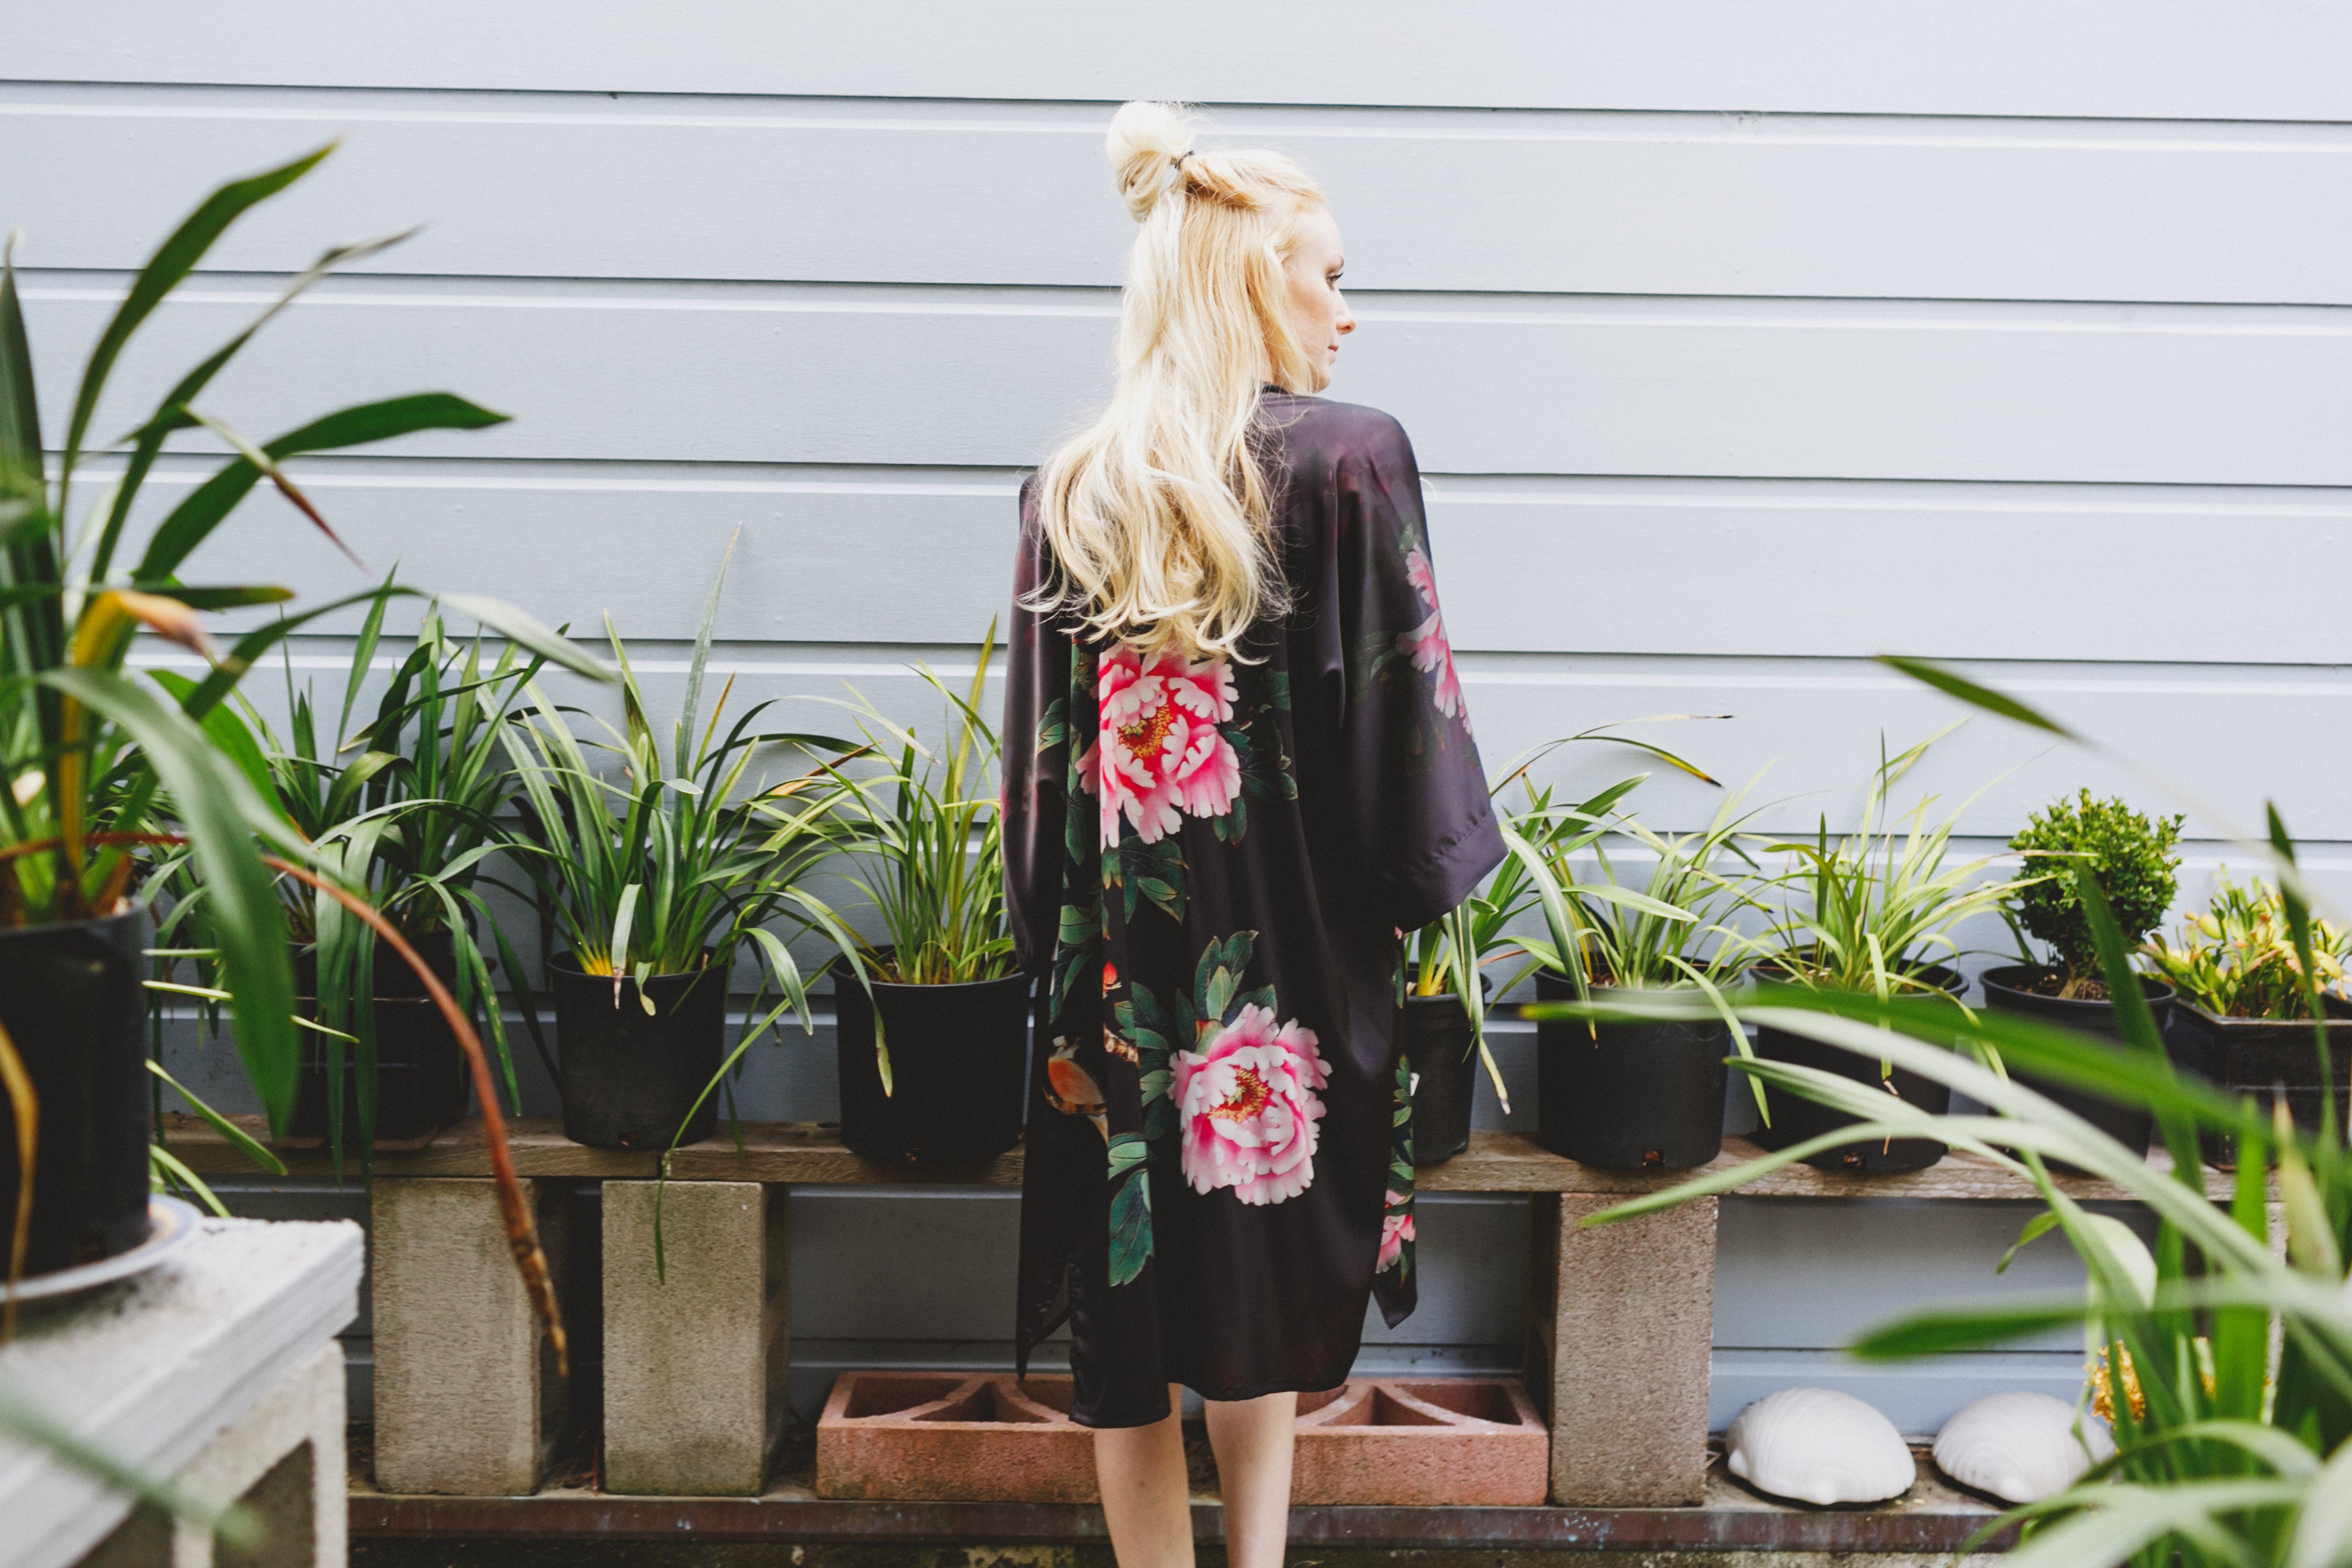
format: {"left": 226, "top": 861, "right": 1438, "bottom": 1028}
{"left": 2178, "top": 995, "right": 2352, "bottom": 1031}
{"left": 1751, "top": 959, "right": 1967, "bottom": 997}
{"left": 831, "top": 956, "right": 1031, "bottom": 997}
{"left": 1980, "top": 963, "right": 2175, "bottom": 1007}
{"left": 1402, "top": 974, "right": 1496, "bottom": 1007}
{"left": 547, "top": 949, "right": 715, "bottom": 984}
{"left": 0, "top": 899, "right": 153, "bottom": 942}
{"left": 1580, "top": 979, "right": 1744, "bottom": 999}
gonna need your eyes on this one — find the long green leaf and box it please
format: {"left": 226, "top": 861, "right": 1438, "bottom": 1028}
{"left": 88, "top": 229, "right": 413, "bottom": 584}
{"left": 134, "top": 394, "right": 509, "bottom": 581}
{"left": 2285, "top": 1434, "right": 2352, "bottom": 1568}
{"left": 0, "top": 239, "right": 44, "bottom": 501}
{"left": 0, "top": 245, "right": 64, "bottom": 687}
{"left": 1879, "top": 655, "right": 2078, "bottom": 738}
{"left": 435, "top": 594, "right": 611, "bottom": 682}
{"left": 148, "top": 670, "right": 279, "bottom": 818}
{"left": 46, "top": 668, "right": 302, "bottom": 1131}
{"left": 145, "top": 1058, "right": 285, "bottom": 1175}
{"left": 1992, "top": 1480, "right": 2307, "bottom": 1568}
{"left": 63, "top": 147, "right": 334, "bottom": 492}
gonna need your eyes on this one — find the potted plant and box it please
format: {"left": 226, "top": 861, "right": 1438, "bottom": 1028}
{"left": 1983, "top": 789, "right": 2185, "bottom": 1161}
{"left": 2144, "top": 867, "right": 2351, "bottom": 1167}
{"left": 502, "top": 547, "right": 846, "bottom": 1150}
{"left": 1400, "top": 725, "right": 1719, "bottom": 1167}
{"left": 1520, "top": 780, "right": 1768, "bottom": 1171}
{"left": 1399, "top": 887, "right": 1520, "bottom": 1168}
{"left": 1749, "top": 731, "right": 2029, "bottom": 1173}
{"left": 0, "top": 153, "right": 545, "bottom": 1280}
{"left": 819, "top": 631, "right": 1028, "bottom": 1165}
{"left": 1402, "top": 769, "right": 1668, "bottom": 1166}
{"left": 154, "top": 597, "right": 558, "bottom": 1163}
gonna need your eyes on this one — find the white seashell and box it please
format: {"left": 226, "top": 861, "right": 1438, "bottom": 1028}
{"left": 1932, "top": 1392, "right": 2114, "bottom": 1504}
{"left": 1724, "top": 1387, "right": 1916, "bottom": 1506}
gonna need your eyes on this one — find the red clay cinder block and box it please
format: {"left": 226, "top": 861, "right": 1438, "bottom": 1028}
{"left": 1291, "top": 1379, "right": 1549, "bottom": 1506}
{"left": 816, "top": 1372, "right": 1098, "bottom": 1502}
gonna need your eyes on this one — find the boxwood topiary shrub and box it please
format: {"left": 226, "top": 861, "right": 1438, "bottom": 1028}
{"left": 2008, "top": 790, "right": 2183, "bottom": 997}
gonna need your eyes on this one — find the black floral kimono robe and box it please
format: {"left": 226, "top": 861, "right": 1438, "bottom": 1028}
{"left": 1004, "top": 391, "right": 1504, "bottom": 1428}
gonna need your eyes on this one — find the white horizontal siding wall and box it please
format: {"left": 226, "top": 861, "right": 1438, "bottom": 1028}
{"left": 14, "top": 3, "right": 2348, "bottom": 1436}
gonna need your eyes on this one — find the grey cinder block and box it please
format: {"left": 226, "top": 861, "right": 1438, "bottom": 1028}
{"left": 1530, "top": 1192, "right": 1718, "bottom": 1506}
{"left": 78, "top": 1341, "right": 344, "bottom": 1568}
{"left": 602, "top": 1181, "right": 788, "bottom": 1496}
{"left": 371, "top": 1179, "right": 568, "bottom": 1496}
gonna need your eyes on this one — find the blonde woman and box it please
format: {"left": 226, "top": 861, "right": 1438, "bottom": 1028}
{"left": 1003, "top": 102, "right": 1502, "bottom": 1567}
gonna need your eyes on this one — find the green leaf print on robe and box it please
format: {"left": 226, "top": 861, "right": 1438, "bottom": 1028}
{"left": 1111, "top": 835, "right": 1187, "bottom": 925}
{"left": 1379, "top": 1052, "right": 1416, "bottom": 1281}
{"left": 1049, "top": 654, "right": 1102, "bottom": 1025}
{"left": 1106, "top": 1132, "right": 1154, "bottom": 1286}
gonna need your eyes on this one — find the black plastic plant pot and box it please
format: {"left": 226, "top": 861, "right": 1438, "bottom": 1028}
{"left": 833, "top": 961, "right": 1031, "bottom": 1165}
{"left": 551, "top": 953, "right": 727, "bottom": 1150}
{"left": 1532, "top": 973, "right": 1729, "bottom": 1171}
{"left": 1401, "top": 990, "right": 1480, "bottom": 1167}
{"left": 289, "top": 929, "right": 471, "bottom": 1150}
{"left": 1750, "top": 966, "right": 1967, "bottom": 1175}
{"left": 0, "top": 905, "right": 153, "bottom": 1278}
{"left": 1980, "top": 965, "right": 2172, "bottom": 1166}
{"left": 2164, "top": 998, "right": 2352, "bottom": 1170}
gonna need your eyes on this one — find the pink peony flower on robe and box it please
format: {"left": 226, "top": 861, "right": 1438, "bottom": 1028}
{"left": 1377, "top": 1194, "right": 1415, "bottom": 1272}
{"left": 1396, "top": 547, "right": 1466, "bottom": 728}
{"left": 1086, "top": 646, "right": 1241, "bottom": 847}
{"left": 1172, "top": 1004, "right": 1328, "bottom": 1206}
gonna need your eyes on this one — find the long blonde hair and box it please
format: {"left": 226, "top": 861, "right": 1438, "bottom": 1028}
{"left": 1030, "top": 101, "right": 1326, "bottom": 662}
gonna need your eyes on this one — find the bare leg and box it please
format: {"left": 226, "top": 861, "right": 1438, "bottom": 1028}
{"left": 1093, "top": 1384, "right": 1194, "bottom": 1568}
{"left": 1204, "top": 1391, "right": 1296, "bottom": 1568}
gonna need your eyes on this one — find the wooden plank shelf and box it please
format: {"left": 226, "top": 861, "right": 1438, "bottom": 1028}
{"left": 165, "top": 1113, "right": 2236, "bottom": 1202}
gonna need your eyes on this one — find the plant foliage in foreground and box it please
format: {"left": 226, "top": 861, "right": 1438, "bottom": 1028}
{"left": 0, "top": 146, "right": 592, "bottom": 1135}
{"left": 1554, "top": 668, "right": 2352, "bottom": 1568}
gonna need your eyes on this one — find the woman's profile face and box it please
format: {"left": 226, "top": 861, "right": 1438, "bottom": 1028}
{"left": 1282, "top": 207, "right": 1354, "bottom": 391}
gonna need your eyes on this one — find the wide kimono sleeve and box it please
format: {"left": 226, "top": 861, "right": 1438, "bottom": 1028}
{"left": 1324, "top": 418, "right": 1506, "bottom": 934}
{"left": 1003, "top": 478, "right": 1073, "bottom": 976}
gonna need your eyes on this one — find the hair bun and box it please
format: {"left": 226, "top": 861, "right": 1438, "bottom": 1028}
{"left": 1107, "top": 100, "right": 1194, "bottom": 222}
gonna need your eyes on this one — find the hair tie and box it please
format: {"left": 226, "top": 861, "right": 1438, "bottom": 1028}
{"left": 1171, "top": 150, "right": 1193, "bottom": 172}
